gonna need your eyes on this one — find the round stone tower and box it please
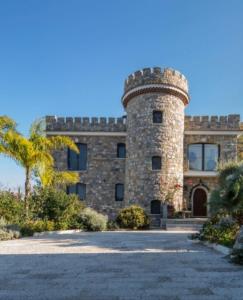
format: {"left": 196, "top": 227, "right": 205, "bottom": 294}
{"left": 122, "top": 67, "right": 189, "bottom": 212}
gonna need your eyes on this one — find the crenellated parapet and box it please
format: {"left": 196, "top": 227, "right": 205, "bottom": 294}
{"left": 185, "top": 114, "right": 241, "bottom": 130}
{"left": 45, "top": 116, "right": 127, "bottom": 132}
{"left": 122, "top": 67, "right": 189, "bottom": 107}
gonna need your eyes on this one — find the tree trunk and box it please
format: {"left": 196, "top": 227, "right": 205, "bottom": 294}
{"left": 24, "top": 168, "right": 31, "bottom": 219}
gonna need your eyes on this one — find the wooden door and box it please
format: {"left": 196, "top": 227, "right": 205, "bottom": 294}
{"left": 193, "top": 188, "right": 207, "bottom": 217}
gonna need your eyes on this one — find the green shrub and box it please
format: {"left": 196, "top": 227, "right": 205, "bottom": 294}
{"left": 107, "top": 220, "right": 120, "bottom": 231}
{"left": 0, "top": 229, "right": 14, "bottom": 240}
{"left": 0, "top": 217, "right": 21, "bottom": 240}
{"left": 0, "top": 190, "right": 24, "bottom": 224}
{"left": 116, "top": 205, "right": 149, "bottom": 230}
{"left": 209, "top": 162, "right": 243, "bottom": 223}
{"left": 20, "top": 220, "right": 55, "bottom": 236}
{"left": 199, "top": 216, "right": 240, "bottom": 247}
{"left": 78, "top": 208, "right": 107, "bottom": 231}
{"left": 30, "top": 187, "right": 84, "bottom": 228}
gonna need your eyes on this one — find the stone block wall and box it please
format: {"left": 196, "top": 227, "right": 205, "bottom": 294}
{"left": 50, "top": 134, "right": 126, "bottom": 217}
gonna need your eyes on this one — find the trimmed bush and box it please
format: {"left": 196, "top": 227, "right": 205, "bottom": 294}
{"left": 78, "top": 208, "right": 108, "bottom": 231}
{"left": 116, "top": 205, "right": 149, "bottom": 230}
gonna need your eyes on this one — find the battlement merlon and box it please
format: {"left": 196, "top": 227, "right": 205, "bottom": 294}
{"left": 122, "top": 67, "right": 189, "bottom": 107}
{"left": 45, "top": 116, "right": 127, "bottom": 132}
{"left": 185, "top": 115, "right": 243, "bottom": 131}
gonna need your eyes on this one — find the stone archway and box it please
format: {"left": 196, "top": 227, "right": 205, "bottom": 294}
{"left": 192, "top": 187, "right": 208, "bottom": 217}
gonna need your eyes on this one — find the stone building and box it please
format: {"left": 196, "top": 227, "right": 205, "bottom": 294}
{"left": 45, "top": 67, "right": 243, "bottom": 218}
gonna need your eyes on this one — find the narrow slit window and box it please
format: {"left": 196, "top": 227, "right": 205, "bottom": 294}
{"left": 153, "top": 111, "right": 163, "bottom": 123}
{"left": 115, "top": 184, "right": 124, "bottom": 201}
{"left": 152, "top": 156, "right": 161, "bottom": 170}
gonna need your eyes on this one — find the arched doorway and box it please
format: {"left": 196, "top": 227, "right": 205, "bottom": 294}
{"left": 151, "top": 200, "right": 161, "bottom": 214}
{"left": 192, "top": 188, "right": 207, "bottom": 217}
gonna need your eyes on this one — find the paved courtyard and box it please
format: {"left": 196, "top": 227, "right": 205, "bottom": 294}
{"left": 0, "top": 230, "right": 243, "bottom": 300}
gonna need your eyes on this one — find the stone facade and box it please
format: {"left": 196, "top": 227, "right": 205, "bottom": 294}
{"left": 45, "top": 66, "right": 243, "bottom": 218}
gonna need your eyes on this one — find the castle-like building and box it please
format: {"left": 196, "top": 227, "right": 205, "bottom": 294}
{"left": 45, "top": 67, "right": 243, "bottom": 218}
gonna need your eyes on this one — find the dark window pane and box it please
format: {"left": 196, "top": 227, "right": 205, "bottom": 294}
{"left": 153, "top": 111, "right": 163, "bottom": 123}
{"left": 204, "top": 144, "right": 218, "bottom": 171}
{"left": 78, "top": 144, "right": 87, "bottom": 170}
{"left": 115, "top": 184, "right": 124, "bottom": 201}
{"left": 151, "top": 200, "right": 161, "bottom": 214}
{"left": 117, "top": 143, "right": 126, "bottom": 158}
{"left": 68, "top": 143, "right": 87, "bottom": 171}
{"left": 188, "top": 144, "right": 202, "bottom": 171}
{"left": 67, "top": 183, "right": 86, "bottom": 200}
{"left": 77, "top": 183, "right": 86, "bottom": 200}
{"left": 152, "top": 156, "right": 161, "bottom": 170}
{"left": 68, "top": 148, "right": 78, "bottom": 170}
{"left": 67, "top": 185, "right": 76, "bottom": 195}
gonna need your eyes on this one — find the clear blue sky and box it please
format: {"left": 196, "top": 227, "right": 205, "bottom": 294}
{"left": 0, "top": 0, "right": 243, "bottom": 189}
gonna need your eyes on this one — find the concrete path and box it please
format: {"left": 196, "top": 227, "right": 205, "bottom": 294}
{"left": 0, "top": 231, "right": 242, "bottom": 300}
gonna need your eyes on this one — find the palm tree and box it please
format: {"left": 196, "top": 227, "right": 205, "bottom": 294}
{"left": 0, "top": 115, "right": 16, "bottom": 137}
{"left": 0, "top": 116, "right": 79, "bottom": 218}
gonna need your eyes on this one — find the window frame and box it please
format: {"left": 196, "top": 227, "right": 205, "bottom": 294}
{"left": 117, "top": 143, "right": 126, "bottom": 158}
{"left": 67, "top": 143, "right": 87, "bottom": 171}
{"left": 188, "top": 143, "right": 220, "bottom": 171}
{"left": 115, "top": 183, "right": 124, "bottom": 201}
{"left": 153, "top": 110, "right": 163, "bottom": 124}
{"left": 67, "top": 183, "right": 86, "bottom": 200}
{"left": 152, "top": 156, "right": 162, "bottom": 170}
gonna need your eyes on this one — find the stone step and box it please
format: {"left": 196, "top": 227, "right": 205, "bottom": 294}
{"left": 149, "top": 217, "right": 207, "bottom": 229}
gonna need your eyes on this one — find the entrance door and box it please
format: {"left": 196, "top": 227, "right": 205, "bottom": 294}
{"left": 193, "top": 188, "right": 207, "bottom": 217}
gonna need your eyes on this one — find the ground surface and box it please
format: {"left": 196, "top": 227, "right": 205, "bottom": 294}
{"left": 0, "top": 230, "right": 243, "bottom": 300}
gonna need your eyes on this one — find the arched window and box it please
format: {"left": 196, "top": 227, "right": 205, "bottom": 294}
{"left": 153, "top": 111, "right": 163, "bottom": 123}
{"left": 115, "top": 184, "right": 124, "bottom": 201}
{"left": 67, "top": 183, "right": 86, "bottom": 200}
{"left": 151, "top": 200, "right": 161, "bottom": 214}
{"left": 152, "top": 156, "right": 161, "bottom": 170}
{"left": 68, "top": 143, "right": 87, "bottom": 171}
{"left": 117, "top": 143, "right": 126, "bottom": 158}
{"left": 188, "top": 144, "right": 219, "bottom": 171}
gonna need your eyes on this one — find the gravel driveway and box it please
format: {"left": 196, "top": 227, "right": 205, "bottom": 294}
{"left": 0, "top": 230, "right": 242, "bottom": 300}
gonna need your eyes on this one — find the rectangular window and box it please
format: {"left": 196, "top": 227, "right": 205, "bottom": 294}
{"left": 153, "top": 111, "right": 163, "bottom": 123}
{"left": 115, "top": 184, "right": 124, "bottom": 201}
{"left": 188, "top": 144, "right": 219, "bottom": 171}
{"left": 188, "top": 144, "right": 203, "bottom": 171}
{"left": 67, "top": 183, "right": 86, "bottom": 200}
{"left": 117, "top": 143, "right": 126, "bottom": 158}
{"left": 68, "top": 143, "right": 87, "bottom": 171}
{"left": 204, "top": 144, "right": 219, "bottom": 171}
{"left": 77, "top": 183, "right": 86, "bottom": 200}
{"left": 152, "top": 156, "right": 161, "bottom": 170}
